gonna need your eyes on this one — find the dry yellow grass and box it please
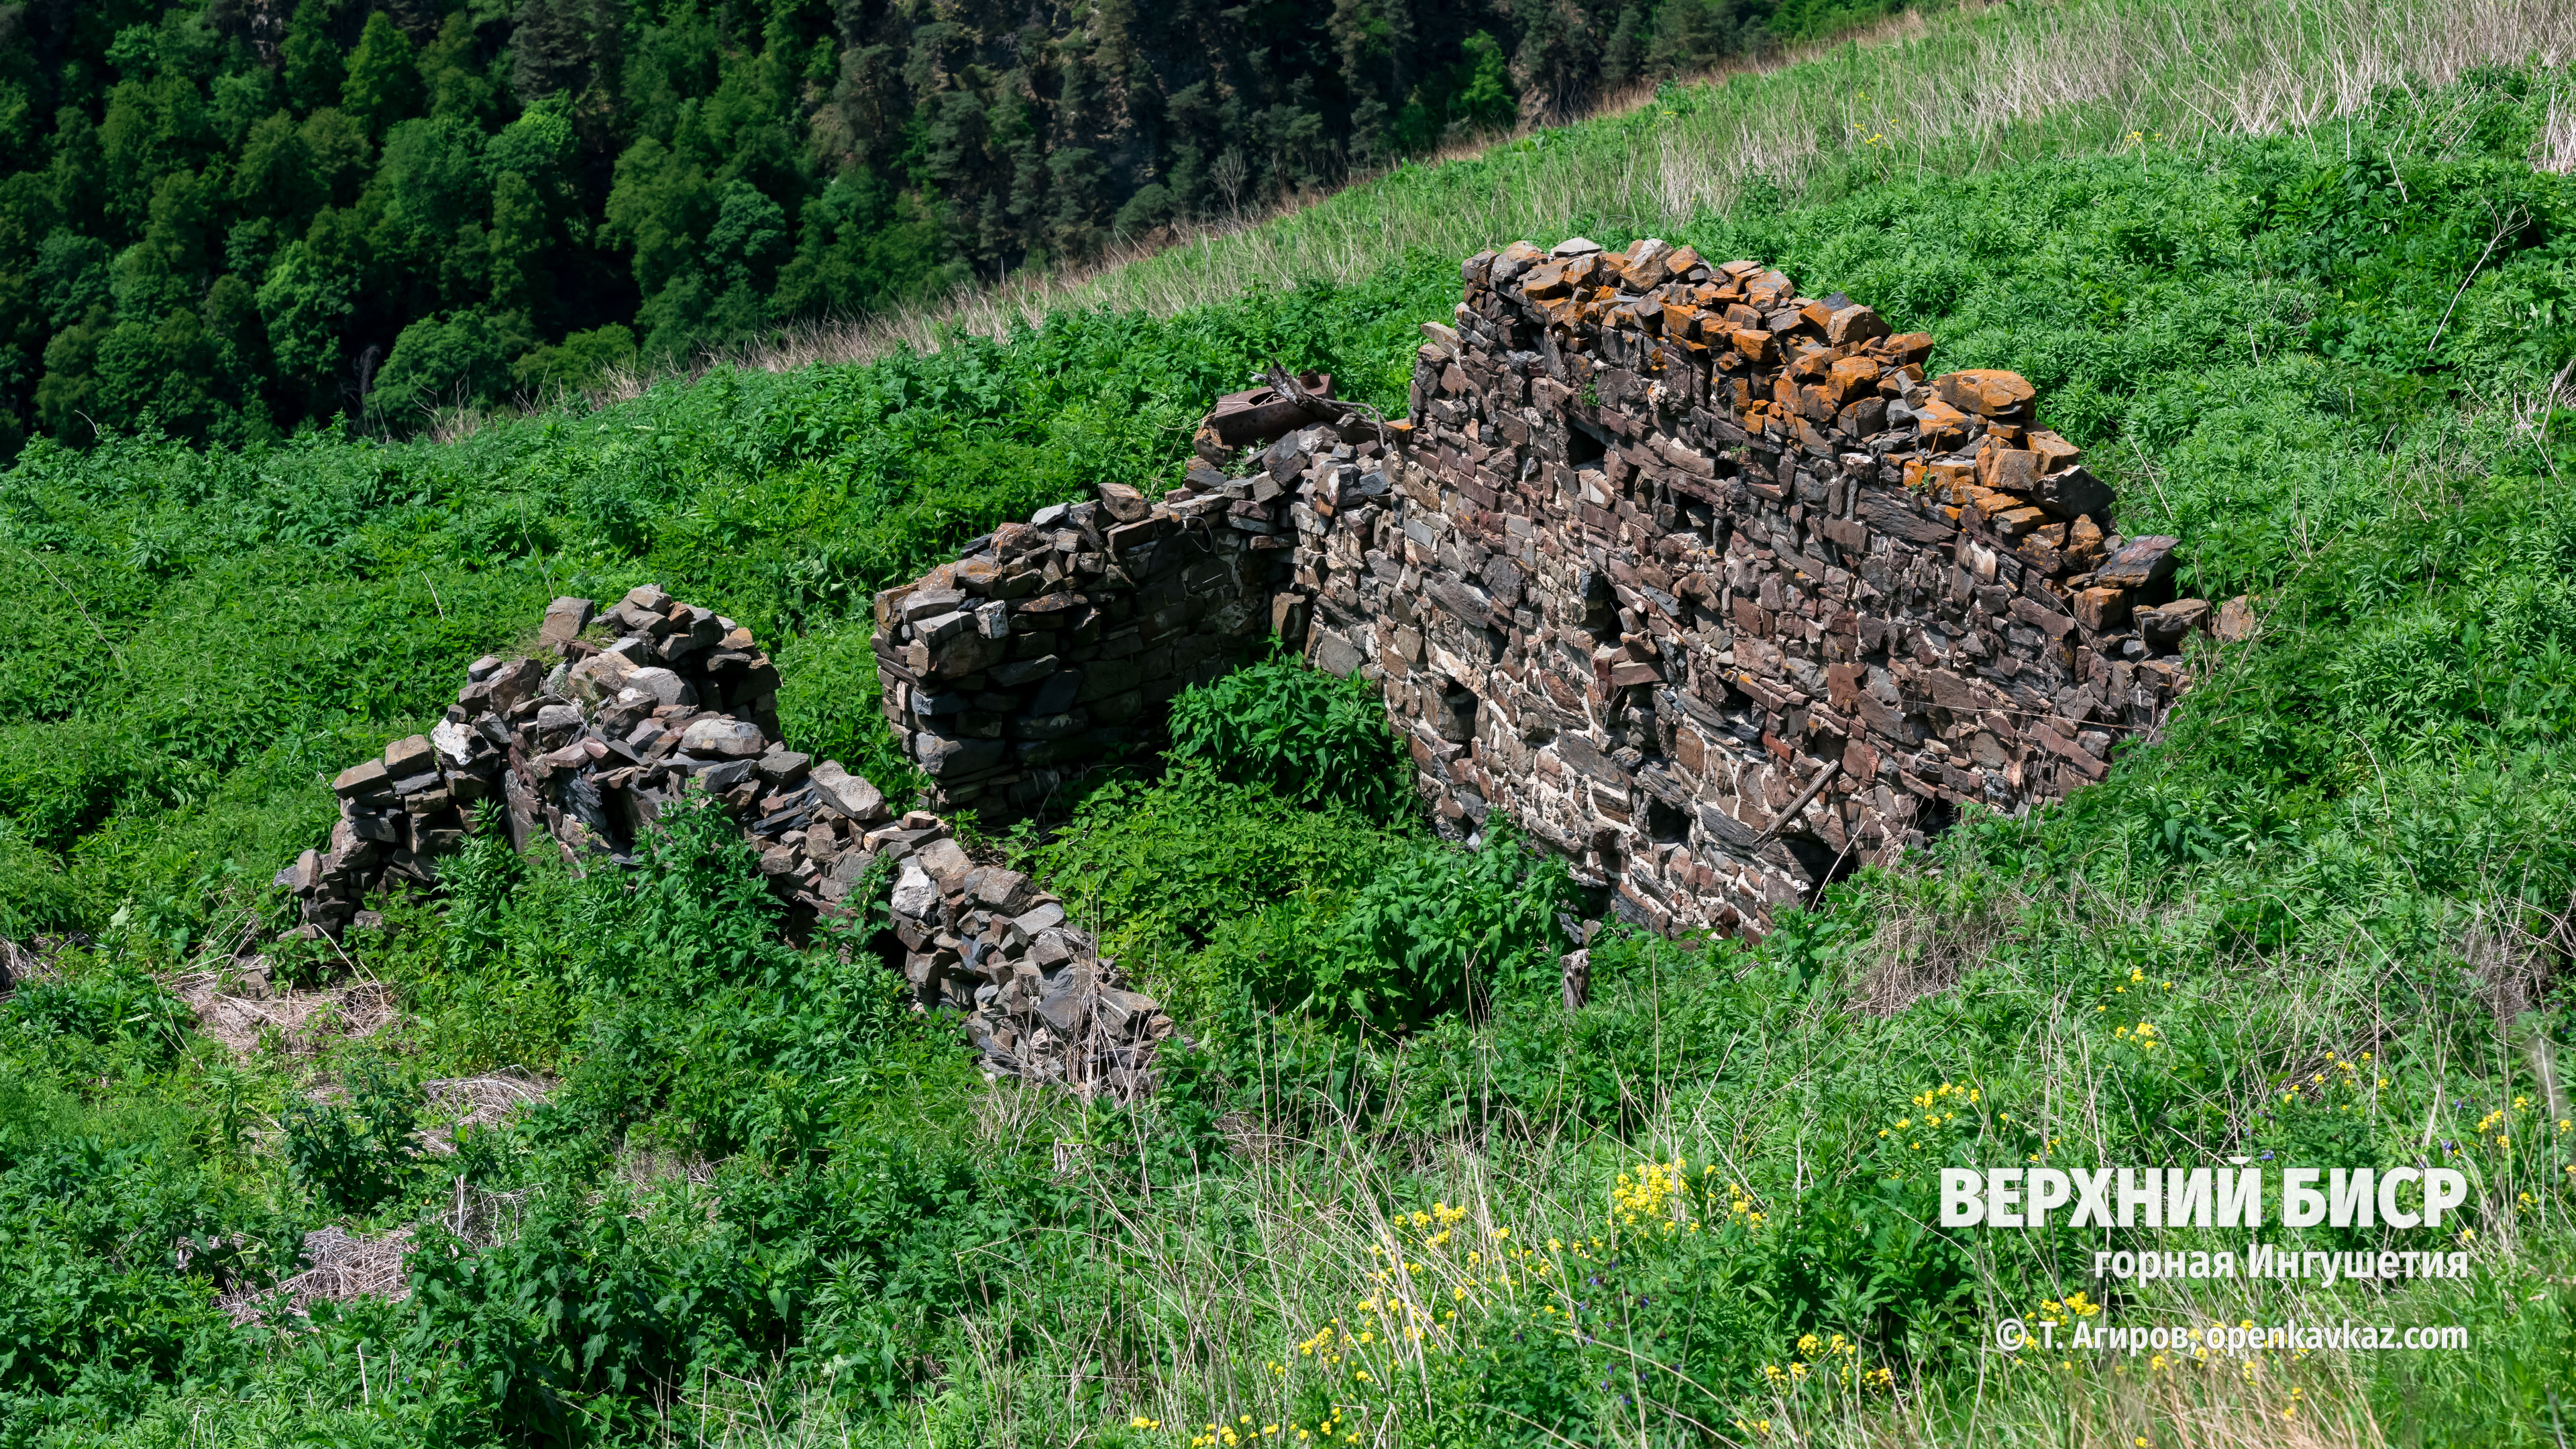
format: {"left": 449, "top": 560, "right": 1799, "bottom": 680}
{"left": 653, "top": 0, "right": 2575, "bottom": 391}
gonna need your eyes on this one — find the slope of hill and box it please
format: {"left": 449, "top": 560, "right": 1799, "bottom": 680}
{"left": 0, "top": 0, "right": 1893, "bottom": 457}
{"left": 753, "top": 0, "right": 2576, "bottom": 367}
{"left": 1, "top": 6, "right": 2574, "bottom": 1448}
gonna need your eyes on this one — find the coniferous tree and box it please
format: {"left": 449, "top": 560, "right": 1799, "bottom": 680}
{"left": 341, "top": 12, "right": 424, "bottom": 138}
{"left": 280, "top": 0, "right": 347, "bottom": 114}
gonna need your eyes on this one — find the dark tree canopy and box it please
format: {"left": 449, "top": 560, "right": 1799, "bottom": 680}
{"left": 0, "top": 0, "right": 1888, "bottom": 454}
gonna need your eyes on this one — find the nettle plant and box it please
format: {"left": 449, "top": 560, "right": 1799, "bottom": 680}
{"left": 282, "top": 1049, "right": 422, "bottom": 1215}
{"left": 1167, "top": 655, "right": 1419, "bottom": 826}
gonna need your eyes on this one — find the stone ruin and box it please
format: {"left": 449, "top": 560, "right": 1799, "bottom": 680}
{"left": 870, "top": 237, "right": 2223, "bottom": 936}
{"left": 1302, "top": 238, "right": 2220, "bottom": 934}
{"left": 280, "top": 586, "right": 1173, "bottom": 1097}
{"left": 871, "top": 464, "right": 1311, "bottom": 816}
{"left": 283, "top": 237, "right": 2226, "bottom": 1095}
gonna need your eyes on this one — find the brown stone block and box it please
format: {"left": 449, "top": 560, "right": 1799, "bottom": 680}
{"left": 1674, "top": 728, "right": 1706, "bottom": 773}
{"left": 1980, "top": 447, "right": 2042, "bottom": 495}
{"left": 1827, "top": 305, "right": 1890, "bottom": 346}
{"left": 540, "top": 596, "right": 596, "bottom": 647}
{"left": 2031, "top": 721, "right": 2108, "bottom": 782}
{"left": 2072, "top": 585, "right": 2131, "bottom": 631}
{"left": 334, "top": 759, "right": 391, "bottom": 799}
{"left": 1097, "top": 483, "right": 1152, "bottom": 523}
{"left": 1911, "top": 396, "right": 1973, "bottom": 450}
{"left": 2138, "top": 598, "right": 2212, "bottom": 648}
{"left": 2008, "top": 594, "right": 2078, "bottom": 640}
{"left": 2095, "top": 535, "right": 2180, "bottom": 590}
{"left": 1852, "top": 692, "right": 1907, "bottom": 743}
{"left": 1271, "top": 594, "right": 1309, "bottom": 643}
{"left": 1933, "top": 369, "right": 2036, "bottom": 419}
{"left": 1824, "top": 662, "right": 1866, "bottom": 714}
{"left": 1989, "top": 504, "right": 2049, "bottom": 539}
{"left": 2029, "top": 430, "right": 2082, "bottom": 473}
{"left": 1841, "top": 737, "right": 1880, "bottom": 783}
{"left": 1827, "top": 355, "right": 1881, "bottom": 403}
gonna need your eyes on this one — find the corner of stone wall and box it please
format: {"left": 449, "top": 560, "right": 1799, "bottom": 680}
{"left": 867, "top": 427, "right": 1381, "bottom": 817}
{"left": 1290, "top": 237, "right": 2222, "bottom": 938}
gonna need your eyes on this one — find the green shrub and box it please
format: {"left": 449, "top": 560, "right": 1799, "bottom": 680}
{"left": 1167, "top": 655, "right": 1417, "bottom": 824}
{"left": 0, "top": 1088, "right": 272, "bottom": 1444}
{"left": 1035, "top": 770, "right": 1412, "bottom": 1014}
{"left": 280, "top": 1051, "right": 421, "bottom": 1216}
{"left": 1, "top": 965, "right": 191, "bottom": 1069}
{"left": 1211, "top": 827, "right": 1576, "bottom": 1032}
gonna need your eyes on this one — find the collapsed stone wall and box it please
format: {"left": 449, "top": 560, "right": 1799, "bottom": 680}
{"left": 281, "top": 587, "right": 1171, "bottom": 1095}
{"left": 271, "top": 240, "right": 2220, "bottom": 1099}
{"left": 864, "top": 239, "right": 2220, "bottom": 941}
{"left": 869, "top": 460, "right": 1362, "bottom": 815}
{"left": 1293, "top": 238, "right": 2216, "bottom": 934}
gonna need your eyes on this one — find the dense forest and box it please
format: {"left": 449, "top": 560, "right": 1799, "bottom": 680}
{"left": 0, "top": 0, "right": 1895, "bottom": 455}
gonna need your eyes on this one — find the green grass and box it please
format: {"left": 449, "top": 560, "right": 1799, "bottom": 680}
{"left": 1, "top": 23, "right": 2575, "bottom": 1449}
{"left": 0, "top": 272, "right": 1450, "bottom": 945}
{"left": 819, "top": 0, "right": 2575, "bottom": 366}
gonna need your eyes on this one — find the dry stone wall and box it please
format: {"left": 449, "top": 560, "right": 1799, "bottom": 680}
{"left": 1289, "top": 237, "right": 2212, "bottom": 934}
{"left": 271, "top": 239, "right": 2217, "bottom": 1104}
{"left": 282, "top": 588, "right": 1172, "bottom": 1097}
{"left": 862, "top": 241, "right": 2216, "bottom": 942}
{"left": 867, "top": 454, "right": 1370, "bottom": 815}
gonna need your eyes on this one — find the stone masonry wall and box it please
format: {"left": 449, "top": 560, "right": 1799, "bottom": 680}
{"left": 284, "top": 588, "right": 1174, "bottom": 1097}
{"left": 869, "top": 239, "right": 2216, "bottom": 941}
{"left": 869, "top": 454, "right": 1366, "bottom": 815}
{"left": 1290, "top": 238, "right": 2212, "bottom": 935}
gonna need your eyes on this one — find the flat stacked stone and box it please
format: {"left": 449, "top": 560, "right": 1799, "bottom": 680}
{"left": 1285, "top": 237, "right": 2212, "bottom": 936}
{"left": 868, "top": 460, "right": 1336, "bottom": 814}
{"left": 281, "top": 588, "right": 1169, "bottom": 1095}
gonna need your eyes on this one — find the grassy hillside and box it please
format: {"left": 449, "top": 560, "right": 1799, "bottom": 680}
{"left": 0, "top": 0, "right": 1912, "bottom": 456}
{"left": 796, "top": 0, "right": 2576, "bottom": 364}
{"left": 2, "top": 9, "right": 2575, "bottom": 1449}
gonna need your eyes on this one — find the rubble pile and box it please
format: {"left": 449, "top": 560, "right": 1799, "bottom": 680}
{"left": 883, "top": 833, "right": 1173, "bottom": 1097}
{"left": 1285, "top": 237, "right": 2218, "bottom": 933}
{"left": 277, "top": 585, "right": 849, "bottom": 918}
{"left": 280, "top": 587, "right": 1167, "bottom": 1093}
